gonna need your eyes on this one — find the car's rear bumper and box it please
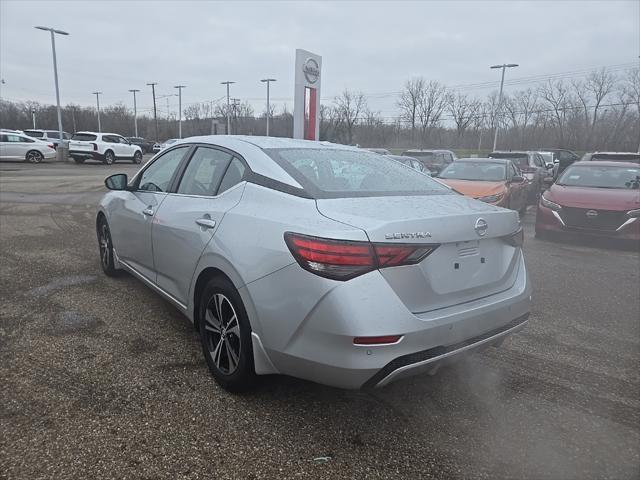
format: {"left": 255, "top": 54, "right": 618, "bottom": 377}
{"left": 42, "top": 150, "right": 57, "bottom": 159}
{"left": 535, "top": 204, "right": 640, "bottom": 241}
{"left": 245, "top": 250, "right": 531, "bottom": 389}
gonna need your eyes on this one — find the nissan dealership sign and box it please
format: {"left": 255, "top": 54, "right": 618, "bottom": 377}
{"left": 293, "top": 49, "right": 322, "bottom": 140}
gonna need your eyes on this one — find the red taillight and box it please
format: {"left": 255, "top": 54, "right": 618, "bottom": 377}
{"left": 284, "top": 232, "right": 438, "bottom": 281}
{"left": 48, "top": 143, "right": 55, "bottom": 149}
{"left": 354, "top": 335, "right": 402, "bottom": 345}
{"left": 91, "top": 143, "right": 98, "bottom": 151}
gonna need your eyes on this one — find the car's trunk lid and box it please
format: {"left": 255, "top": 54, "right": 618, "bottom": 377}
{"left": 316, "top": 195, "right": 522, "bottom": 313}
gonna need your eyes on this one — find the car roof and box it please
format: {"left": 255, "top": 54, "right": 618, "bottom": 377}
{"left": 403, "top": 149, "right": 452, "bottom": 153}
{"left": 571, "top": 161, "right": 639, "bottom": 167}
{"left": 457, "top": 157, "right": 509, "bottom": 164}
{"left": 586, "top": 151, "right": 639, "bottom": 155}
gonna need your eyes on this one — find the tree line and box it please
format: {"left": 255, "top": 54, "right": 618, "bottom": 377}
{"left": 1, "top": 67, "right": 638, "bottom": 152}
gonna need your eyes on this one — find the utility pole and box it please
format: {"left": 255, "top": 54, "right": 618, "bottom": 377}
{"left": 129, "top": 89, "right": 140, "bottom": 137}
{"left": 92, "top": 91, "right": 102, "bottom": 132}
{"left": 32, "top": 109, "right": 36, "bottom": 129}
{"left": 147, "top": 82, "right": 159, "bottom": 141}
{"left": 174, "top": 85, "right": 186, "bottom": 138}
{"left": 260, "top": 78, "right": 276, "bottom": 136}
{"left": 220, "top": 81, "right": 235, "bottom": 135}
{"left": 35, "top": 26, "right": 68, "bottom": 161}
{"left": 231, "top": 98, "right": 240, "bottom": 135}
{"left": 490, "top": 63, "right": 518, "bottom": 151}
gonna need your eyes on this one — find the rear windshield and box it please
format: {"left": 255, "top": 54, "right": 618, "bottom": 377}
{"left": 46, "top": 131, "right": 60, "bottom": 139}
{"left": 72, "top": 133, "right": 97, "bottom": 141}
{"left": 489, "top": 152, "right": 529, "bottom": 168}
{"left": 404, "top": 151, "right": 434, "bottom": 159}
{"left": 265, "top": 148, "right": 452, "bottom": 199}
{"left": 557, "top": 165, "right": 640, "bottom": 189}
{"left": 24, "top": 130, "right": 44, "bottom": 138}
{"left": 591, "top": 153, "right": 640, "bottom": 162}
{"left": 439, "top": 162, "right": 506, "bottom": 182}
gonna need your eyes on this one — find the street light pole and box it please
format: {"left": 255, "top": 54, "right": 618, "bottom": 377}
{"left": 32, "top": 109, "right": 36, "bottom": 129}
{"left": 129, "top": 89, "right": 140, "bottom": 137}
{"left": 92, "top": 91, "right": 102, "bottom": 132}
{"left": 220, "top": 81, "right": 235, "bottom": 135}
{"left": 35, "top": 26, "right": 68, "bottom": 161}
{"left": 490, "top": 63, "right": 518, "bottom": 151}
{"left": 147, "top": 82, "right": 159, "bottom": 141}
{"left": 260, "top": 78, "right": 276, "bottom": 136}
{"left": 174, "top": 85, "right": 186, "bottom": 138}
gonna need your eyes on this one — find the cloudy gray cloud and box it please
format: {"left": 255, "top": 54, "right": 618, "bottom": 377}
{"left": 1, "top": 0, "right": 638, "bottom": 118}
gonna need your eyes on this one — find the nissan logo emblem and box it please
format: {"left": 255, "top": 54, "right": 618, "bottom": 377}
{"left": 586, "top": 210, "right": 598, "bottom": 218}
{"left": 475, "top": 218, "right": 488, "bottom": 236}
{"left": 303, "top": 58, "right": 320, "bottom": 84}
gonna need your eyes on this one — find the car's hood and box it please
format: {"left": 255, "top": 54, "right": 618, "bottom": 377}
{"left": 438, "top": 179, "right": 507, "bottom": 198}
{"left": 548, "top": 184, "right": 640, "bottom": 210}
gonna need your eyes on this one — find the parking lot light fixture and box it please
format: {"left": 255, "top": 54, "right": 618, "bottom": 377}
{"left": 129, "top": 89, "right": 140, "bottom": 137}
{"left": 260, "top": 78, "right": 277, "bottom": 136}
{"left": 35, "top": 26, "right": 68, "bottom": 161}
{"left": 92, "top": 91, "right": 103, "bottom": 132}
{"left": 490, "top": 63, "right": 519, "bottom": 151}
{"left": 174, "top": 85, "right": 186, "bottom": 138}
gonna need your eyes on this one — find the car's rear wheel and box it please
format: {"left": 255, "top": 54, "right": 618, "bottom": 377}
{"left": 199, "top": 276, "right": 255, "bottom": 392}
{"left": 132, "top": 151, "right": 142, "bottom": 164}
{"left": 26, "top": 150, "right": 43, "bottom": 163}
{"left": 97, "top": 217, "right": 119, "bottom": 276}
{"left": 103, "top": 150, "right": 115, "bottom": 165}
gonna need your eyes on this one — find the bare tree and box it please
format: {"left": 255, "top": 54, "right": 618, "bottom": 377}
{"left": 447, "top": 92, "right": 480, "bottom": 144}
{"left": 585, "top": 68, "right": 617, "bottom": 138}
{"left": 416, "top": 80, "right": 447, "bottom": 146}
{"left": 397, "top": 77, "right": 425, "bottom": 143}
{"left": 539, "top": 79, "right": 572, "bottom": 145}
{"left": 333, "top": 89, "right": 366, "bottom": 145}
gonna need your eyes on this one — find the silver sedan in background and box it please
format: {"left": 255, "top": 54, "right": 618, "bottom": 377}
{"left": 97, "top": 136, "right": 530, "bottom": 391}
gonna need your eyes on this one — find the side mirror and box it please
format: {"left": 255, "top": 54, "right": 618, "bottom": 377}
{"left": 512, "top": 175, "right": 525, "bottom": 183}
{"left": 105, "top": 173, "right": 128, "bottom": 191}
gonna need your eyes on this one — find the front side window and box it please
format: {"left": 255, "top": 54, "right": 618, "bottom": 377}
{"left": 138, "top": 146, "right": 189, "bottom": 192}
{"left": 6, "top": 135, "right": 22, "bottom": 143}
{"left": 266, "top": 148, "right": 451, "bottom": 198}
{"left": 557, "top": 165, "right": 640, "bottom": 189}
{"left": 177, "top": 147, "right": 233, "bottom": 196}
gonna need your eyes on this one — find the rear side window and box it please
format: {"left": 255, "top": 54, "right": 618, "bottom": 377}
{"left": 177, "top": 147, "right": 233, "bottom": 196}
{"left": 265, "top": 148, "right": 451, "bottom": 199}
{"left": 218, "top": 158, "right": 246, "bottom": 194}
{"left": 72, "top": 133, "right": 97, "bottom": 141}
{"left": 138, "top": 146, "right": 189, "bottom": 192}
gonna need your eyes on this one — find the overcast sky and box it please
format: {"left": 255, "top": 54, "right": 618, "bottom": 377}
{"left": 1, "top": 0, "right": 638, "bottom": 119}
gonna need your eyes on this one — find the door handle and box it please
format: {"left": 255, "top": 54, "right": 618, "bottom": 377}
{"left": 196, "top": 218, "right": 217, "bottom": 229}
{"left": 142, "top": 207, "right": 154, "bottom": 216}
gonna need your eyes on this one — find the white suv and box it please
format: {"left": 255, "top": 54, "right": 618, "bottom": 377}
{"left": 69, "top": 132, "right": 143, "bottom": 165}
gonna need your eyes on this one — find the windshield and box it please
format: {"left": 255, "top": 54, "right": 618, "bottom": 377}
{"left": 591, "top": 153, "right": 640, "bottom": 162}
{"left": 557, "top": 165, "right": 640, "bottom": 189}
{"left": 265, "top": 148, "right": 452, "bottom": 198}
{"left": 439, "top": 162, "right": 506, "bottom": 181}
{"left": 24, "top": 130, "right": 44, "bottom": 138}
{"left": 71, "top": 133, "right": 97, "bottom": 141}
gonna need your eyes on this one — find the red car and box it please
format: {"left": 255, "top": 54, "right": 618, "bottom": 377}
{"left": 535, "top": 161, "right": 640, "bottom": 241}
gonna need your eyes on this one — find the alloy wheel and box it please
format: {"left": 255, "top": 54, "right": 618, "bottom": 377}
{"left": 27, "top": 151, "right": 43, "bottom": 163}
{"left": 203, "top": 293, "right": 241, "bottom": 375}
{"left": 99, "top": 223, "right": 110, "bottom": 269}
{"left": 105, "top": 151, "right": 114, "bottom": 165}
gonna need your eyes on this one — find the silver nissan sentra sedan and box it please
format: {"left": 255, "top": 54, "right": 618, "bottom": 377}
{"left": 97, "top": 136, "right": 531, "bottom": 391}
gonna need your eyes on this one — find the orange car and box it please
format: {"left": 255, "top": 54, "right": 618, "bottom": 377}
{"left": 437, "top": 158, "right": 529, "bottom": 213}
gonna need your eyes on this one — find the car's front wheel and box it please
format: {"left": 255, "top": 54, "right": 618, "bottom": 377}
{"left": 199, "top": 276, "right": 255, "bottom": 392}
{"left": 132, "top": 151, "right": 142, "bottom": 164}
{"left": 103, "top": 150, "right": 115, "bottom": 165}
{"left": 97, "top": 217, "right": 119, "bottom": 276}
{"left": 26, "top": 150, "right": 44, "bottom": 163}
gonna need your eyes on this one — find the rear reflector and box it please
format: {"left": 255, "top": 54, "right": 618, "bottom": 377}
{"left": 284, "top": 232, "right": 438, "bottom": 281}
{"left": 354, "top": 335, "right": 402, "bottom": 345}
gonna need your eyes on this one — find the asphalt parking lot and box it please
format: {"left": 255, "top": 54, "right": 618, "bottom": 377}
{"left": 1, "top": 159, "right": 638, "bottom": 480}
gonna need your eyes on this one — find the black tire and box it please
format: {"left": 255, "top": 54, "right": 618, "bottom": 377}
{"left": 103, "top": 150, "right": 115, "bottom": 165}
{"left": 132, "top": 151, "right": 142, "bottom": 164}
{"left": 73, "top": 157, "right": 85, "bottom": 164}
{"left": 97, "top": 217, "right": 119, "bottom": 276}
{"left": 26, "top": 150, "right": 43, "bottom": 163}
{"left": 199, "top": 276, "right": 255, "bottom": 392}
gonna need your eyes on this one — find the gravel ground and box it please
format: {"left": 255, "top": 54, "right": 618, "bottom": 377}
{"left": 1, "top": 160, "right": 638, "bottom": 479}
